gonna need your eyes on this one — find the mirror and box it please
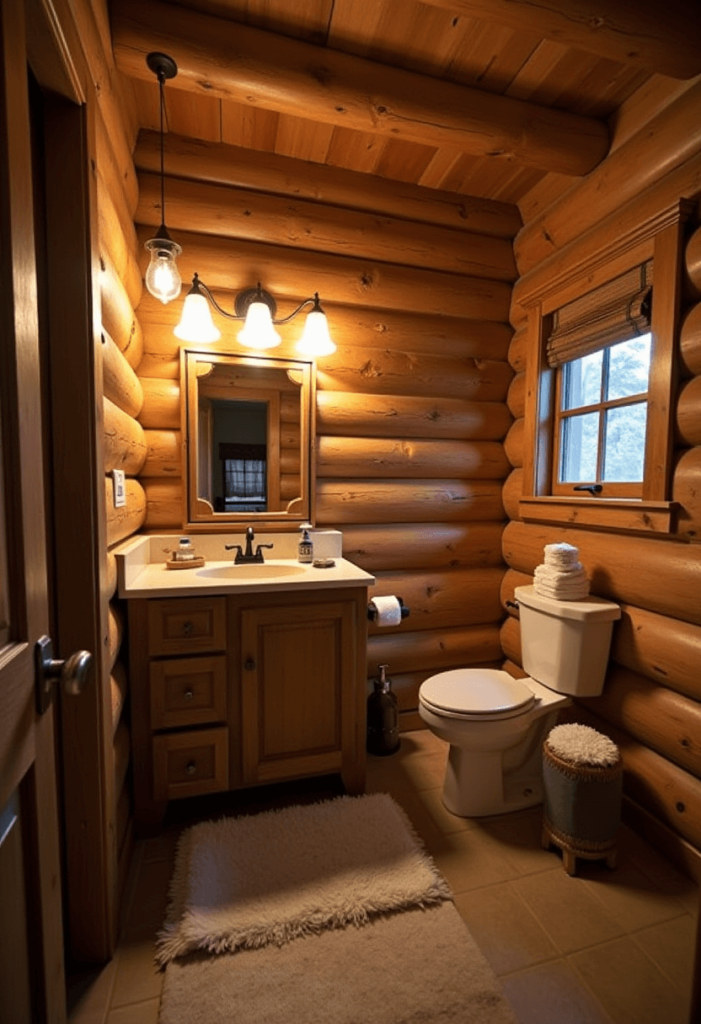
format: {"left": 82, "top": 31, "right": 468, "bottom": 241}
{"left": 183, "top": 350, "right": 315, "bottom": 528}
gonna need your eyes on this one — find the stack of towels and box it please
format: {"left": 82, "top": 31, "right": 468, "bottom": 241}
{"left": 533, "top": 543, "right": 590, "bottom": 601}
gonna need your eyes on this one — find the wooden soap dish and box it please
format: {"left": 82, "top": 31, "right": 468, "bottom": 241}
{"left": 165, "top": 557, "right": 206, "bottom": 570}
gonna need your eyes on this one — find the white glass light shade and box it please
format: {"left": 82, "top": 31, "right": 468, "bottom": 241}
{"left": 144, "top": 237, "right": 182, "bottom": 304}
{"left": 174, "top": 292, "right": 221, "bottom": 342}
{"left": 296, "top": 309, "right": 336, "bottom": 357}
{"left": 237, "top": 301, "right": 281, "bottom": 349}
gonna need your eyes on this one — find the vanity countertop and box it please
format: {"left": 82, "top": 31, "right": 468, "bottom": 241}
{"left": 115, "top": 533, "right": 375, "bottom": 599}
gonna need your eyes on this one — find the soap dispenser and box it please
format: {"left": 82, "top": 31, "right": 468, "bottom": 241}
{"left": 298, "top": 523, "right": 313, "bottom": 563}
{"left": 366, "top": 664, "right": 400, "bottom": 756}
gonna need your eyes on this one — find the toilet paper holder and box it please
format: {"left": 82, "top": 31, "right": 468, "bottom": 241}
{"left": 367, "top": 597, "right": 410, "bottom": 622}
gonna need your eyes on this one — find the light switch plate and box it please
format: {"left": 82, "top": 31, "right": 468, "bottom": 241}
{"left": 112, "top": 469, "right": 126, "bottom": 508}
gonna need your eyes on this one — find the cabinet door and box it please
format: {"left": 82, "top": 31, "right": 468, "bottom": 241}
{"left": 240, "top": 599, "right": 357, "bottom": 785}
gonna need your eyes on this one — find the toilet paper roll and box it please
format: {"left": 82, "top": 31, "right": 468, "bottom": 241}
{"left": 369, "top": 595, "right": 402, "bottom": 627}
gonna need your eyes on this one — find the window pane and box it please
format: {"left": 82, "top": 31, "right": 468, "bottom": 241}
{"left": 560, "top": 412, "right": 599, "bottom": 482}
{"left": 607, "top": 334, "right": 651, "bottom": 401}
{"left": 603, "top": 403, "right": 648, "bottom": 481}
{"left": 561, "top": 350, "right": 603, "bottom": 410}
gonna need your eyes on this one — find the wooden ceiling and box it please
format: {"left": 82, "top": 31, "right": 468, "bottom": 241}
{"left": 111, "top": 0, "right": 701, "bottom": 211}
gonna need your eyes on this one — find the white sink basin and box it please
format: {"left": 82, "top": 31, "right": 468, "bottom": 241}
{"left": 196, "top": 562, "right": 309, "bottom": 580}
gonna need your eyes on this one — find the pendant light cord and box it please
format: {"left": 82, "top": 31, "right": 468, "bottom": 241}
{"left": 158, "top": 68, "right": 166, "bottom": 231}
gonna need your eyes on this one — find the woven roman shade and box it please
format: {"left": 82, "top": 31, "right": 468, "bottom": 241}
{"left": 546, "top": 260, "right": 653, "bottom": 368}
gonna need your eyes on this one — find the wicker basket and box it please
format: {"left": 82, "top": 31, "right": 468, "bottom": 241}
{"left": 541, "top": 727, "right": 622, "bottom": 876}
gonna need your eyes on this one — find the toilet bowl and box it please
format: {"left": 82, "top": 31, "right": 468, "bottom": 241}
{"left": 418, "top": 586, "right": 621, "bottom": 818}
{"left": 419, "top": 670, "right": 570, "bottom": 816}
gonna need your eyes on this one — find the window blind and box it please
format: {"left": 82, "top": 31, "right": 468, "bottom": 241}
{"left": 546, "top": 260, "right": 653, "bottom": 368}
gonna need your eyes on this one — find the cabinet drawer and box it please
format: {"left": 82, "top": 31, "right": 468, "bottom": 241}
{"left": 152, "top": 727, "right": 229, "bottom": 801}
{"left": 150, "top": 656, "right": 227, "bottom": 730}
{"left": 147, "top": 597, "right": 227, "bottom": 656}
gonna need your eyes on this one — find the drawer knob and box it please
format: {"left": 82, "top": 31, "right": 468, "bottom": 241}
{"left": 244, "top": 658, "right": 255, "bottom": 671}
{"left": 183, "top": 688, "right": 194, "bottom": 701}
{"left": 186, "top": 761, "right": 197, "bottom": 776}
{"left": 182, "top": 621, "right": 194, "bottom": 636}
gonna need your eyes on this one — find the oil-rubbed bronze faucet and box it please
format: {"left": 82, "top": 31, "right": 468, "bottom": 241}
{"left": 225, "top": 526, "right": 273, "bottom": 565}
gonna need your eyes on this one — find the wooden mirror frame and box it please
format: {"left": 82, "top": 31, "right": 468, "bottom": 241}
{"left": 181, "top": 348, "right": 315, "bottom": 530}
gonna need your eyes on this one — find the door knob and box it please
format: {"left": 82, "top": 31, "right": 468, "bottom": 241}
{"left": 35, "top": 635, "right": 92, "bottom": 714}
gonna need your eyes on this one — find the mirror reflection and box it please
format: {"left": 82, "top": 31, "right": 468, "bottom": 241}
{"left": 183, "top": 351, "right": 314, "bottom": 527}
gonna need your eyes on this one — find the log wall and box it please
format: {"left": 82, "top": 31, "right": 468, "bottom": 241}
{"left": 85, "top": 0, "right": 144, "bottom": 937}
{"left": 132, "top": 143, "right": 518, "bottom": 728}
{"left": 507, "top": 80, "right": 701, "bottom": 879}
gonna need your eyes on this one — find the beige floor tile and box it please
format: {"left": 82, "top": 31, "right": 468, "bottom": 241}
{"left": 429, "top": 825, "right": 521, "bottom": 893}
{"left": 412, "top": 785, "right": 480, "bottom": 835}
{"left": 500, "top": 959, "right": 614, "bottom": 1024}
{"left": 123, "top": 856, "right": 173, "bottom": 937}
{"left": 67, "top": 957, "right": 118, "bottom": 1024}
{"left": 481, "top": 807, "right": 561, "bottom": 877}
{"left": 632, "top": 914, "right": 696, "bottom": 993}
{"left": 570, "top": 936, "right": 689, "bottom": 1024}
{"left": 580, "top": 860, "right": 691, "bottom": 933}
{"left": 109, "top": 932, "right": 165, "bottom": 1009}
{"left": 105, "top": 997, "right": 161, "bottom": 1024}
{"left": 513, "top": 869, "right": 624, "bottom": 954}
{"left": 454, "top": 882, "right": 558, "bottom": 975}
{"left": 617, "top": 826, "right": 699, "bottom": 913}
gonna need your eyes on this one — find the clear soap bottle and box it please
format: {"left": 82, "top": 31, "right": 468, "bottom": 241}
{"left": 298, "top": 524, "right": 313, "bottom": 563}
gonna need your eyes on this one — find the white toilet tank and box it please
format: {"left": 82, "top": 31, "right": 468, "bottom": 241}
{"left": 514, "top": 585, "right": 621, "bottom": 698}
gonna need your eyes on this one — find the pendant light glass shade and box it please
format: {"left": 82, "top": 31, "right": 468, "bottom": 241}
{"left": 145, "top": 233, "right": 182, "bottom": 304}
{"left": 295, "top": 302, "right": 336, "bottom": 357}
{"left": 237, "top": 300, "right": 282, "bottom": 349}
{"left": 174, "top": 290, "right": 221, "bottom": 342}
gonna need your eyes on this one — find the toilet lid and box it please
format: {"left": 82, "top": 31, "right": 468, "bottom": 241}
{"left": 420, "top": 669, "right": 536, "bottom": 720}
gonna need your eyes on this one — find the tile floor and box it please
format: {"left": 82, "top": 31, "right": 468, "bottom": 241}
{"left": 67, "top": 729, "right": 698, "bottom": 1024}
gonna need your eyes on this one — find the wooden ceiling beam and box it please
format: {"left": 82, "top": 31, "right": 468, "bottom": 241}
{"left": 134, "top": 130, "right": 522, "bottom": 238}
{"left": 419, "top": 0, "right": 701, "bottom": 80}
{"left": 112, "top": 0, "right": 609, "bottom": 178}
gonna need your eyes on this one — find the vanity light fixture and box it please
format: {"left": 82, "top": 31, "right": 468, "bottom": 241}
{"left": 174, "top": 274, "right": 337, "bottom": 356}
{"left": 143, "top": 52, "right": 182, "bottom": 305}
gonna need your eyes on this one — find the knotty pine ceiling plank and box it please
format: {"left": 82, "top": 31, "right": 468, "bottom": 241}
{"left": 274, "top": 113, "right": 334, "bottom": 164}
{"left": 167, "top": 0, "right": 334, "bottom": 43}
{"left": 221, "top": 99, "right": 280, "bottom": 151}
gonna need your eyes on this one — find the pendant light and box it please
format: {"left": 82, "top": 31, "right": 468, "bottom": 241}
{"left": 144, "top": 52, "right": 182, "bottom": 305}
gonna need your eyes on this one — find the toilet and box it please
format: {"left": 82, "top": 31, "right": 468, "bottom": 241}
{"left": 418, "top": 585, "right": 621, "bottom": 817}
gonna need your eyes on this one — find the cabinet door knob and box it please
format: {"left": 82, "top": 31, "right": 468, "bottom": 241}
{"left": 182, "top": 620, "right": 194, "bottom": 636}
{"left": 244, "top": 658, "right": 255, "bottom": 671}
{"left": 186, "top": 761, "right": 197, "bottom": 776}
{"left": 183, "top": 688, "right": 194, "bottom": 701}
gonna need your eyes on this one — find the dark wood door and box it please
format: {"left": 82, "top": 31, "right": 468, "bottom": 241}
{"left": 0, "top": 0, "right": 66, "bottom": 1020}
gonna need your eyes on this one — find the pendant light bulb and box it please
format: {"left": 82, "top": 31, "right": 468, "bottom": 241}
{"left": 145, "top": 231, "right": 182, "bottom": 304}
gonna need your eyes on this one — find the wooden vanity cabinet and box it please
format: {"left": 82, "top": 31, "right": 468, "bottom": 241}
{"left": 127, "top": 586, "right": 368, "bottom": 832}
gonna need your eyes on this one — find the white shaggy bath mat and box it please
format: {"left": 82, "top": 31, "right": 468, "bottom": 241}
{"left": 159, "top": 901, "right": 519, "bottom": 1024}
{"left": 156, "top": 793, "right": 452, "bottom": 965}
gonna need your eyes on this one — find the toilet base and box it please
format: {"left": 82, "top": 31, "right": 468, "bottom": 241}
{"left": 442, "top": 745, "right": 544, "bottom": 817}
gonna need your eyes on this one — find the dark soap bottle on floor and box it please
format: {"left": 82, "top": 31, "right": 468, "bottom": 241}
{"left": 367, "top": 663, "right": 400, "bottom": 756}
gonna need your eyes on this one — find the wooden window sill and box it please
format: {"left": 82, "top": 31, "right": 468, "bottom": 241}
{"left": 518, "top": 496, "right": 677, "bottom": 535}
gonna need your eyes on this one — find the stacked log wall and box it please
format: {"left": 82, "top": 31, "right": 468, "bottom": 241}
{"left": 84, "top": 0, "right": 145, "bottom": 911}
{"left": 132, "top": 144, "right": 519, "bottom": 726}
{"left": 507, "top": 81, "right": 701, "bottom": 879}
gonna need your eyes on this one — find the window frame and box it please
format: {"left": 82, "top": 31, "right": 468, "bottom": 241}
{"left": 518, "top": 200, "right": 690, "bottom": 536}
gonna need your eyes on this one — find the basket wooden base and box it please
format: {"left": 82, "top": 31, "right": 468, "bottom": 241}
{"left": 541, "top": 817, "right": 617, "bottom": 876}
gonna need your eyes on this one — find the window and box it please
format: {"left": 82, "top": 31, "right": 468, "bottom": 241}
{"left": 518, "top": 201, "right": 688, "bottom": 535}
{"left": 554, "top": 333, "right": 652, "bottom": 496}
